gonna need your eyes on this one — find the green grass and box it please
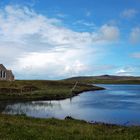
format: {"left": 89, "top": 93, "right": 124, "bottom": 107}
{"left": 0, "top": 114, "right": 140, "bottom": 140}
{"left": 64, "top": 78, "right": 140, "bottom": 84}
{"left": 0, "top": 80, "right": 104, "bottom": 101}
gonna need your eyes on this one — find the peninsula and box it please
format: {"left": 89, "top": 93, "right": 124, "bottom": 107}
{"left": 0, "top": 80, "right": 104, "bottom": 101}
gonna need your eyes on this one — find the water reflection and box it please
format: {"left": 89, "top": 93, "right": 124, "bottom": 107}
{"left": 1, "top": 84, "right": 140, "bottom": 125}
{"left": 3, "top": 101, "right": 64, "bottom": 118}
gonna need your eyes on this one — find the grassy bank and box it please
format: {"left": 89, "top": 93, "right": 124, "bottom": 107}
{"left": 64, "top": 75, "right": 140, "bottom": 84}
{"left": 0, "top": 80, "right": 104, "bottom": 101}
{"left": 0, "top": 114, "right": 140, "bottom": 140}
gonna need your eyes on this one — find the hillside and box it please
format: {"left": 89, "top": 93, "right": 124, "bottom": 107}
{"left": 64, "top": 75, "right": 140, "bottom": 84}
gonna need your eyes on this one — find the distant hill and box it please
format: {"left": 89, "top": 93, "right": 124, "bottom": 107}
{"left": 63, "top": 75, "right": 140, "bottom": 84}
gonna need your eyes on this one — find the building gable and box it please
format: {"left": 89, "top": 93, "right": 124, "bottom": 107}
{"left": 0, "top": 64, "right": 14, "bottom": 81}
{"left": 0, "top": 64, "right": 7, "bottom": 70}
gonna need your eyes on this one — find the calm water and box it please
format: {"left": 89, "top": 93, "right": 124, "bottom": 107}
{"left": 1, "top": 84, "right": 140, "bottom": 125}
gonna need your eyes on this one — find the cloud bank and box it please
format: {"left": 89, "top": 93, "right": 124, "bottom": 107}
{"left": 121, "top": 9, "right": 138, "bottom": 19}
{"left": 116, "top": 66, "right": 140, "bottom": 76}
{"left": 0, "top": 5, "right": 120, "bottom": 79}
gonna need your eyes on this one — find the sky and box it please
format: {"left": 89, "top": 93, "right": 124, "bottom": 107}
{"left": 0, "top": 0, "right": 140, "bottom": 79}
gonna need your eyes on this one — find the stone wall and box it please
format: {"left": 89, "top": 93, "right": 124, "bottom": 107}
{"left": 0, "top": 64, "right": 14, "bottom": 81}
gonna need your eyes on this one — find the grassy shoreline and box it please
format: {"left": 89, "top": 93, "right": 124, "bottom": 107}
{"left": 0, "top": 114, "right": 140, "bottom": 140}
{"left": 0, "top": 80, "right": 104, "bottom": 101}
{"left": 0, "top": 80, "right": 140, "bottom": 139}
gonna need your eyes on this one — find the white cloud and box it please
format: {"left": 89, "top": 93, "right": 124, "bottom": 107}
{"left": 74, "top": 20, "right": 96, "bottom": 29}
{"left": 129, "top": 27, "right": 140, "bottom": 44}
{"left": 116, "top": 69, "right": 131, "bottom": 76}
{"left": 14, "top": 48, "right": 92, "bottom": 78}
{"left": 115, "top": 66, "right": 138, "bottom": 76}
{"left": 98, "top": 25, "right": 120, "bottom": 41}
{"left": 121, "top": 9, "right": 138, "bottom": 19}
{"left": 131, "top": 52, "right": 140, "bottom": 58}
{"left": 0, "top": 5, "right": 120, "bottom": 79}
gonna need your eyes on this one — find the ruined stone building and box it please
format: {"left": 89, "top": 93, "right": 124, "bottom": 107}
{"left": 0, "top": 64, "right": 14, "bottom": 81}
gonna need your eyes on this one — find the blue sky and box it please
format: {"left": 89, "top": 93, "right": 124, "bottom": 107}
{"left": 0, "top": 0, "right": 140, "bottom": 79}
